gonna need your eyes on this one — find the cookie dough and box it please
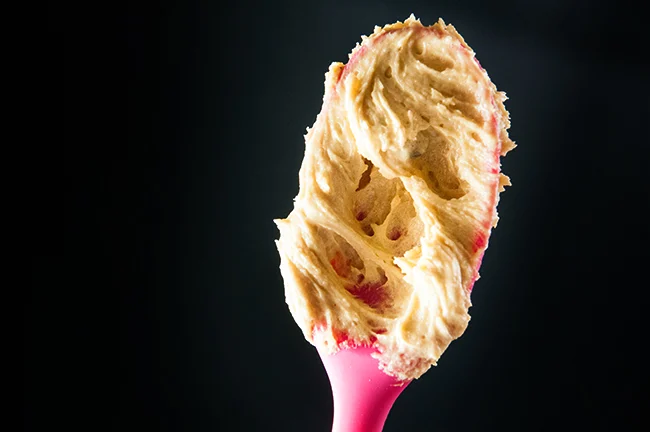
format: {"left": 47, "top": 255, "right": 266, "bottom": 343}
{"left": 275, "top": 16, "right": 514, "bottom": 381}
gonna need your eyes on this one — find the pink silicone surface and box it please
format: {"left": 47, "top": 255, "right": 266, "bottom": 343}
{"left": 318, "top": 346, "right": 411, "bottom": 432}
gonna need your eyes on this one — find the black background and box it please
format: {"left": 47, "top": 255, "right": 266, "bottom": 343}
{"left": 41, "top": 0, "right": 650, "bottom": 431}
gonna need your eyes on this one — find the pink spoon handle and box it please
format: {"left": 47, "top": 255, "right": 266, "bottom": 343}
{"left": 317, "top": 346, "right": 411, "bottom": 432}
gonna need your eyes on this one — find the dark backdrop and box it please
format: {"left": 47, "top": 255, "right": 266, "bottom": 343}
{"left": 43, "top": 0, "right": 650, "bottom": 431}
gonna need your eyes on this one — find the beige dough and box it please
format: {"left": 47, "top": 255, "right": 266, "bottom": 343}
{"left": 275, "top": 16, "right": 514, "bottom": 381}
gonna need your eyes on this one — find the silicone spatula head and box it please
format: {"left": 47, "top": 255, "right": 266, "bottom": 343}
{"left": 275, "top": 15, "right": 515, "bottom": 432}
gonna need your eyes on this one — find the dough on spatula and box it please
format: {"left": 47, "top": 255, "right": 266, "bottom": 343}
{"left": 275, "top": 16, "right": 514, "bottom": 381}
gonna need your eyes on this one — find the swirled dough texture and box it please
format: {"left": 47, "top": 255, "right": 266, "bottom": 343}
{"left": 275, "top": 16, "right": 515, "bottom": 381}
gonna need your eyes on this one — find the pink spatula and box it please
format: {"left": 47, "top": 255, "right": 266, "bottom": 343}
{"left": 275, "top": 16, "right": 515, "bottom": 432}
{"left": 317, "top": 346, "right": 411, "bottom": 432}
